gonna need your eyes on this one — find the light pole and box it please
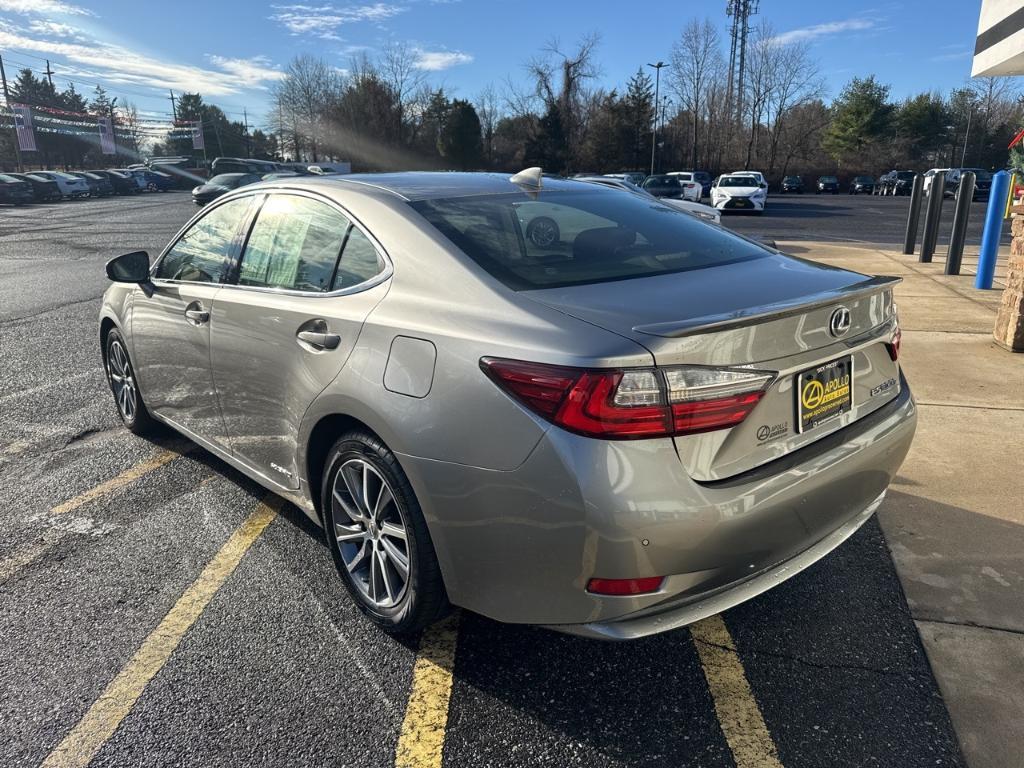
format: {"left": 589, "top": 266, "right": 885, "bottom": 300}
{"left": 647, "top": 61, "right": 667, "bottom": 176}
{"left": 961, "top": 102, "right": 974, "bottom": 167}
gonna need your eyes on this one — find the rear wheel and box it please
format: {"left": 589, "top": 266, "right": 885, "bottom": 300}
{"left": 322, "top": 431, "right": 447, "bottom": 635}
{"left": 105, "top": 328, "right": 157, "bottom": 435}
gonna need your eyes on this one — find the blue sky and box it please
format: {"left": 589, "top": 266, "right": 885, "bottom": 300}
{"left": 0, "top": 0, "right": 988, "bottom": 130}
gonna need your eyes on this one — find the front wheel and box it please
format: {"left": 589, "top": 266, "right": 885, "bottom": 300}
{"left": 526, "top": 216, "right": 560, "bottom": 248}
{"left": 105, "top": 328, "right": 157, "bottom": 435}
{"left": 322, "top": 431, "right": 447, "bottom": 635}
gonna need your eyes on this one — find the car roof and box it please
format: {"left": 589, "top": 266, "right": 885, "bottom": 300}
{"left": 293, "top": 171, "right": 585, "bottom": 202}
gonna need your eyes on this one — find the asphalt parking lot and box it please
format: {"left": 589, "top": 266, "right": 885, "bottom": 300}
{"left": 1, "top": 192, "right": 970, "bottom": 767}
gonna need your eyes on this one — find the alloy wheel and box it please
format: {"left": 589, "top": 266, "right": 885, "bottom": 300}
{"left": 108, "top": 340, "right": 137, "bottom": 422}
{"left": 331, "top": 459, "right": 410, "bottom": 609}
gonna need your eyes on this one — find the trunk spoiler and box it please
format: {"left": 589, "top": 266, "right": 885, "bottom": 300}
{"left": 633, "top": 275, "right": 901, "bottom": 338}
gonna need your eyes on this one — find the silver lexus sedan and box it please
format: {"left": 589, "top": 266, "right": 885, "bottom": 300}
{"left": 99, "top": 171, "right": 916, "bottom": 639}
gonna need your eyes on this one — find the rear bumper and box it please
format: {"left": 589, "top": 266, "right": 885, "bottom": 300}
{"left": 548, "top": 491, "right": 884, "bottom": 640}
{"left": 401, "top": 378, "right": 916, "bottom": 633}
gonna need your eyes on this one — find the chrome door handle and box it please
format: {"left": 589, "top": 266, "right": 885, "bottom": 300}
{"left": 296, "top": 330, "right": 341, "bottom": 350}
{"left": 184, "top": 308, "right": 210, "bottom": 324}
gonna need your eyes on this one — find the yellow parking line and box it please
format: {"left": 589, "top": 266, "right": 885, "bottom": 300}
{"left": 691, "top": 615, "right": 784, "bottom": 768}
{"left": 0, "top": 446, "right": 193, "bottom": 587}
{"left": 39, "top": 495, "right": 280, "bottom": 768}
{"left": 51, "top": 445, "right": 188, "bottom": 517}
{"left": 394, "top": 612, "right": 461, "bottom": 768}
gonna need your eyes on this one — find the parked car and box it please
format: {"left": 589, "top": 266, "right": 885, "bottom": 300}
{"left": 69, "top": 171, "right": 115, "bottom": 197}
{"left": 733, "top": 170, "right": 768, "bottom": 190}
{"left": 576, "top": 176, "right": 721, "bottom": 223}
{"left": 25, "top": 170, "right": 90, "bottom": 199}
{"left": 127, "top": 168, "right": 176, "bottom": 192}
{"left": 946, "top": 168, "right": 993, "bottom": 201}
{"left": 877, "top": 170, "right": 917, "bottom": 196}
{"left": 664, "top": 172, "right": 705, "bottom": 201}
{"left": 0, "top": 173, "right": 35, "bottom": 204}
{"left": 690, "top": 170, "right": 713, "bottom": 196}
{"left": 605, "top": 171, "right": 647, "bottom": 186}
{"left": 711, "top": 173, "right": 768, "bottom": 213}
{"left": 922, "top": 168, "right": 951, "bottom": 197}
{"left": 92, "top": 170, "right": 139, "bottom": 195}
{"left": 7, "top": 172, "right": 61, "bottom": 202}
{"left": 780, "top": 176, "right": 804, "bottom": 194}
{"left": 191, "top": 173, "right": 261, "bottom": 205}
{"left": 848, "top": 176, "right": 875, "bottom": 195}
{"left": 641, "top": 174, "right": 690, "bottom": 200}
{"left": 210, "top": 156, "right": 279, "bottom": 176}
{"left": 816, "top": 175, "right": 840, "bottom": 194}
{"left": 99, "top": 171, "right": 914, "bottom": 638}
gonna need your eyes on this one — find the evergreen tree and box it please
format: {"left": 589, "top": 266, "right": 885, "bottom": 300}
{"left": 623, "top": 68, "right": 654, "bottom": 170}
{"left": 438, "top": 99, "right": 482, "bottom": 170}
{"left": 822, "top": 76, "right": 894, "bottom": 165}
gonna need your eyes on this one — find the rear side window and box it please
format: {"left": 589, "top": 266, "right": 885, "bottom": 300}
{"left": 157, "top": 197, "right": 252, "bottom": 283}
{"left": 335, "top": 226, "right": 385, "bottom": 289}
{"left": 411, "top": 189, "right": 768, "bottom": 290}
{"left": 238, "top": 194, "right": 348, "bottom": 292}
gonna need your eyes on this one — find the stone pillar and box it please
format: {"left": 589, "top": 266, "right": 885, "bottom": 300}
{"left": 994, "top": 208, "right": 1024, "bottom": 351}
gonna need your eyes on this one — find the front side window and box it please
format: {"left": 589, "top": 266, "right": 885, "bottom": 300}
{"left": 238, "top": 194, "right": 348, "bottom": 292}
{"left": 156, "top": 196, "right": 252, "bottom": 283}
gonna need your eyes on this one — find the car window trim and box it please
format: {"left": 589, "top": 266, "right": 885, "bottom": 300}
{"left": 218, "top": 187, "right": 393, "bottom": 298}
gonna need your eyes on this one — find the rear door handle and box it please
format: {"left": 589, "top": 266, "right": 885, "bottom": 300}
{"left": 184, "top": 307, "right": 209, "bottom": 324}
{"left": 296, "top": 330, "right": 341, "bottom": 350}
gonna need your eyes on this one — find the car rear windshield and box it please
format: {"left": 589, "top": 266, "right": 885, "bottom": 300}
{"left": 0, "top": 174, "right": 22, "bottom": 183}
{"left": 967, "top": 169, "right": 992, "bottom": 181}
{"left": 896, "top": 172, "right": 916, "bottom": 180}
{"left": 820, "top": 176, "right": 838, "bottom": 183}
{"left": 854, "top": 176, "right": 873, "bottom": 182}
{"left": 409, "top": 190, "right": 769, "bottom": 290}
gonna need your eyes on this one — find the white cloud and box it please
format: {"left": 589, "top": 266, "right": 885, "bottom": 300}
{"left": 0, "top": 0, "right": 93, "bottom": 15}
{"left": 0, "top": 22, "right": 285, "bottom": 96}
{"left": 206, "top": 55, "right": 286, "bottom": 88}
{"left": 771, "top": 18, "right": 875, "bottom": 45}
{"left": 27, "top": 19, "right": 86, "bottom": 39}
{"left": 270, "top": 3, "right": 406, "bottom": 39}
{"left": 930, "top": 49, "right": 972, "bottom": 63}
{"left": 413, "top": 48, "right": 472, "bottom": 71}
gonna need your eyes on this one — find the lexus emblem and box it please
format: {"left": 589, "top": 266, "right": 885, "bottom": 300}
{"left": 829, "top": 306, "right": 852, "bottom": 338}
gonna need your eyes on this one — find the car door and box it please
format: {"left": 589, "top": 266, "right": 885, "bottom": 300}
{"left": 131, "top": 195, "right": 256, "bottom": 443}
{"left": 209, "top": 191, "right": 391, "bottom": 489}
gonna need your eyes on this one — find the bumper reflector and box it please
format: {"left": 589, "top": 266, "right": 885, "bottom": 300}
{"left": 587, "top": 576, "right": 664, "bottom": 596}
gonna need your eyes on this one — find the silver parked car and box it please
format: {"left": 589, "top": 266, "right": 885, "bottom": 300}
{"left": 99, "top": 172, "right": 916, "bottom": 639}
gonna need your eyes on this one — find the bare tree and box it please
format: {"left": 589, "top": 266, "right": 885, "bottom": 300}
{"left": 670, "top": 19, "right": 723, "bottom": 169}
{"left": 475, "top": 83, "right": 501, "bottom": 166}
{"left": 273, "top": 54, "right": 340, "bottom": 161}
{"left": 379, "top": 41, "right": 428, "bottom": 144}
{"left": 762, "top": 35, "right": 824, "bottom": 175}
{"left": 525, "top": 33, "right": 601, "bottom": 170}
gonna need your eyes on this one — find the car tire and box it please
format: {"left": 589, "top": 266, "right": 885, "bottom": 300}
{"left": 321, "top": 431, "right": 448, "bottom": 636}
{"left": 104, "top": 328, "right": 157, "bottom": 436}
{"left": 526, "top": 216, "right": 560, "bottom": 248}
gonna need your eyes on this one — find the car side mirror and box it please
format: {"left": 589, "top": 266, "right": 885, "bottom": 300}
{"left": 106, "top": 250, "right": 151, "bottom": 286}
{"left": 760, "top": 182, "right": 768, "bottom": 189}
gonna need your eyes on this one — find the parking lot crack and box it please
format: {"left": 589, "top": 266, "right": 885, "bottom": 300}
{"left": 692, "top": 637, "right": 933, "bottom": 680}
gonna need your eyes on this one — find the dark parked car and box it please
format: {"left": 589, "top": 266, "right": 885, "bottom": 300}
{"left": 948, "top": 168, "right": 992, "bottom": 201}
{"left": 691, "top": 170, "right": 713, "bottom": 196}
{"left": 640, "top": 174, "right": 685, "bottom": 199}
{"left": 816, "top": 175, "right": 839, "bottom": 194}
{"left": 70, "top": 171, "right": 115, "bottom": 197}
{"left": 130, "top": 169, "right": 176, "bottom": 192}
{"left": 191, "top": 173, "right": 261, "bottom": 205}
{"left": 0, "top": 173, "right": 35, "bottom": 204}
{"left": 877, "top": 170, "right": 916, "bottom": 196}
{"left": 780, "top": 175, "right": 804, "bottom": 194}
{"left": 86, "top": 170, "right": 136, "bottom": 195}
{"left": 849, "top": 176, "right": 875, "bottom": 195}
{"left": 6, "top": 172, "right": 61, "bottom": 202}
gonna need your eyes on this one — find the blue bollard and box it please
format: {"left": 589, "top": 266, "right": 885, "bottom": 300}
{"left": 976, "top": 170, "right": 1010, "bottom": 289}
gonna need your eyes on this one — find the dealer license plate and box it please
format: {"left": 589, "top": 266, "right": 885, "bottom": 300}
{"left": 797, "top": 356, "right": 853, "bottom": 433}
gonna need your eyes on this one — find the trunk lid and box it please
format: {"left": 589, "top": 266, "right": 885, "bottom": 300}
{"left": 523, "top": 252, "right": 903, "bottom": 481}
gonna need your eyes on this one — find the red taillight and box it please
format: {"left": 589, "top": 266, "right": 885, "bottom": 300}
{"left": 587, "top": 576, "right": 664, "bottom": 595}
{"left": 886, "top": 326, "right": 902, "bottom": 361}
{"left": 480, "top": 358, "right": 772, "bottom": 440}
